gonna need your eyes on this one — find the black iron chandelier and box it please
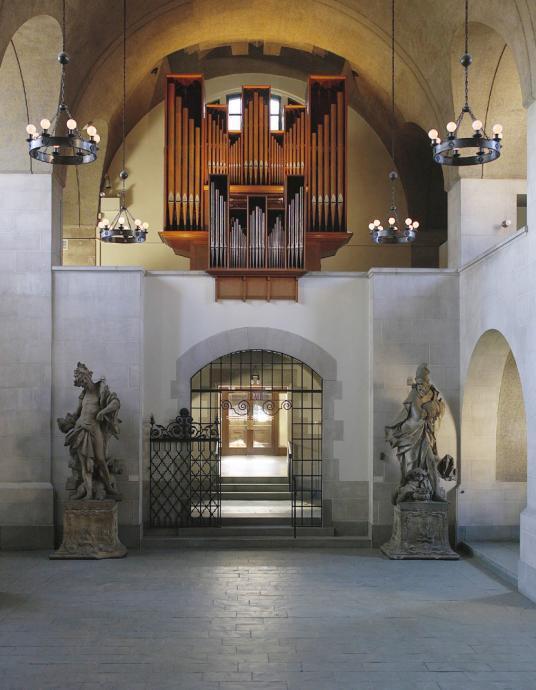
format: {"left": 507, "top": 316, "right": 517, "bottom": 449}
{"left": 99, "top": 0, "right": 148, "bottom": 243}
{"left": 25, "top": 0, "right": 98, "bottom": 165}
{"left": 428, "top": 0, "right": 502, "bottom": 166}
{"left": 370, "top": 0, "right": 420, "bottom": 245}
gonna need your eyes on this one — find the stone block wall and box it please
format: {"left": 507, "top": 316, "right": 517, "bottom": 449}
{"left": 369, "top": 268, "right": 460, "bottom": 545}
{"left": 52, "top": 267, "right": 144, "bottom": 547}
{"left": 0, "top": 173, "right": 60, "bottom": 549}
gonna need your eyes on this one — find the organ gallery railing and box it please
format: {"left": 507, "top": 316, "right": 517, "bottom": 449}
{"left": 160, "top": 74, "right": 351, "bottom": 299}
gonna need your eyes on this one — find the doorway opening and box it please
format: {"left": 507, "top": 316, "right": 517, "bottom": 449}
{"left": 191, "top": 349, "right": 322, "bottom": 526}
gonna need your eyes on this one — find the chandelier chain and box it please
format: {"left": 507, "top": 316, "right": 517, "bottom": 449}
{"left": 390, "top": 0, "right": 397, "bottom": 214}
{"left": 464, "top": 0, "right": 469, "bottom": 108}
{"left": 59, "top": 0, "right": 66, "bottom": 110}
{"left": 391, "top": 0, "right": 395, "bottom": 164}
{"left": 121, "top": 0, "right": 127, "bottom": 194}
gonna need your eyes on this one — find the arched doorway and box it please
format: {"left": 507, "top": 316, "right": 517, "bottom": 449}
{"left": 191, "top": 349, "right": 323, "bottom": 526}
{"left": 460, "top": 330, "right": 527, "bottom": 574}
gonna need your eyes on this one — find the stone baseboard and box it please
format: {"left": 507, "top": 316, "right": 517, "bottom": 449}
{"left": 457, "top": 524, "right": 520, "bottom": 542}
{"left": 0, "top": 482, "right": 54, "bottom": 549}
{"left": 519, "top": 560, "right": 536, "bottom": 603}
{"left": 0, "top": 525, "right": 54, "bottom": 550}
{"left": 332, "top": 521, "right": 369, "bottom": 537}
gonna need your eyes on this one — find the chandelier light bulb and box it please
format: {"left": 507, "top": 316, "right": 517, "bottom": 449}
{"left": 472, "top": 119, "right": 482, "bottom": 131}
{"left": 97, "top": 221, "right": 105, "bottom": 229}
{"left": 405, "top": 218, "right": 412, "bottom": 226}
{"left": 94, "top": 134, "right": 101, "bottom": 144}
{"left": 142, "top": 222, "right": 149, "bottom": 230}
{"left": 388, "top": 217, "right": 396, "bottom": 225}
{"left": 413, "top": 221, "right": 420, "bottom": 229}
{"left": 446, "top": 121, "right": 457, "bottom": 133}
{"left": 118, "top": 216, "right": 126, "bottom": 226}
{"left": 368, "top": 223, "right": 375, "bottom": 231}
{"left": 66, "top": 118, "right": 77, "bottom": 131}
{"left": 26, "top": 124, "right": 37, "bottom": 135}
{"left": 373, "top": 219, "right": 381, "bottom": 227}
{"left": 86, "top": 125, "right": 97, "bottom": 137}
{"left": 492, "top": 123, "right": 503, "bottom": 135}
{"left": 134, "top": 219, "right": 141, "bottom": 227}
{"left": 102, "top": 218, "right": 110, "bottom": 227}
{"left": 428, "top": 128, "right": 438, "bottom": 140}
{"left": 40, "top": 119, "right": 51, "bottom": 130}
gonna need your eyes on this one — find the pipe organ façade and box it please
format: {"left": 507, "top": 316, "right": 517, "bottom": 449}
{"left": 160, "top": 74, "right": 351, "bottom": 299}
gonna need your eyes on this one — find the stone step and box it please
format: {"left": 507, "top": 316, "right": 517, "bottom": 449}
{"left": 221, "top": 516, "right": 292, "bottom": 526}
{"left": 221, "top": 476, "right": 287, "bottom": 484}
{"left": 221, "top": 483, "right": 290, "bottom": 493}
{"left": 221, "top": 491, "right": 291, "bottom": 501}
{"left": 141, "top": 529, "right": 370, "bottom": 549}
{"left": 145, "top": 526, "right": 336, "bottom": 538}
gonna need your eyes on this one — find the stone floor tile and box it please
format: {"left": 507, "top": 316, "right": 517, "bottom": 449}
{"left": 0, "top": 549, "right": 535, "bottom": 689}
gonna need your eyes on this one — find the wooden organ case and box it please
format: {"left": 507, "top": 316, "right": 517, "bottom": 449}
{"left": 159, "top": 75, "right": 352, "bottom": 300}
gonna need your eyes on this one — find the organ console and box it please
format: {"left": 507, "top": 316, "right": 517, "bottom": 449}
{"left": 160, "top": 74, "right": 352, "bottom": 300}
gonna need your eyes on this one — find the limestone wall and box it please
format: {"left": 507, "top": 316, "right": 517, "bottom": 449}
{"left": 0, "top": 173, "right": 60, "bottom": 549}
{"left": 369, "top": 268, "right": 460, "bottom": 545}
{"left": 457, "top": 103, "right": 536, "bottom": 601}
{"left": 144, "top": 271, "right": 371, "bottom": 536}
{"left": 51, "top": 267, "right": 144, "bottom": 547}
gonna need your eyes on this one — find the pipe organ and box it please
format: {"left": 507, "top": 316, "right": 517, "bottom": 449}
{"left": 160, "top": 74, "right": 352, "bottom": 299}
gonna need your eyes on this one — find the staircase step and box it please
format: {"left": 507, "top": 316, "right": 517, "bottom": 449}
{"left": 221, "top": 476, "right": 287, "bottom": 484}
{"left": 144, "top": 526, "right": 336, "bottom": 538}
{"left": 141, "top": 531, "right": 370, "bottom": 549}
{"left": 222, "top": 516, "right": 291, "bottom": 526}
{"left": 221, "top": 483, "right": 290, "bottom": 493}
{"left": 221, "top": 491, "right": 291, "bottom": 501}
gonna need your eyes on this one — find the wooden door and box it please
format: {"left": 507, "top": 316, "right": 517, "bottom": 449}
{"left": 222, "top": 390, "right": 278, "bottom": 455}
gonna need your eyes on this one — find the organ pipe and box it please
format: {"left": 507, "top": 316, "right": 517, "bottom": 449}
{"left": 164, "top": 75, "right": 347, "bottom": 272}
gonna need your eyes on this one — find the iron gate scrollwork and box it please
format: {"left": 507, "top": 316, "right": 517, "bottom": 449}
{"left": 149, "top": 408, "right": 221, "bottom": 528}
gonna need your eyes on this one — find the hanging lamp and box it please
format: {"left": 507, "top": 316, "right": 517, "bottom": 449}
{"left": 25, "top": 0, "right": 99, "bottom": 165}
{"left": 99, "top": 0, "right": 148, "bottom": 243}
{"left": 369, "top": 0, "right": 420, "bottom": 245}
{"left": 428, "top": 0, "right": 502, "bottom": 166}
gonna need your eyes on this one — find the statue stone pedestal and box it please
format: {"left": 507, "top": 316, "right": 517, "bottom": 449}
{"left": 381, "top": 501, "right": 459, "bottom": 560}
{"left": 50, "top": 500, "right": 127, "bottom": 560}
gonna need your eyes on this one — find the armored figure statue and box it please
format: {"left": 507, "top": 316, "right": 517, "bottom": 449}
{"left": 385, "top": 363, "right": 455, "bottom": 504}
{"left": 57, "top": 363, "right": 122, "bottom": 500}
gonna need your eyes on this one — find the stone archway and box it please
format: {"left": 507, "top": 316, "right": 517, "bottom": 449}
{"left": 459, "top": 329, "right": 527, "bottom": 542}
{"left": 166, "top": 327, "right": 362, "bottom": 534}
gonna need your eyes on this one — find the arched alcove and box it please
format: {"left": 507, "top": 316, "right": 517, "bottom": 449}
{"left": 0, "top": 15, "right": 62, "bottom": 173}
{"left": 459, "top": 329, "right": 527, "bottom": 542}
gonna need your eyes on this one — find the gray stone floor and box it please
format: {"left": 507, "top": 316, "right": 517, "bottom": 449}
{"left": 1, "top": 548, "right": 536, "bottom": 690}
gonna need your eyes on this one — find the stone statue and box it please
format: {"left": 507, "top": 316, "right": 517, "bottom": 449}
{"left": 385, "top": 363, "right": 456, "bottom": 504}
{"left": 57, "top": 362, "right": 122, "bottom": 500}
{"left": 381, "top": 363, "right": 458, "bottom": 560}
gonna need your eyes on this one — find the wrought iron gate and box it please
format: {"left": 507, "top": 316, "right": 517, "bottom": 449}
{"left": 191, "top": 349, "right": 323, "bottom": 528}
{"left": 149, "top": 409, "right": 221, "bottom": 528}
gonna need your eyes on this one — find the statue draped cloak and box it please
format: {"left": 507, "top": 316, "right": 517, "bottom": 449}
{"left": 64, "top": 380, "right": 121, "bottom": 474}
{"left": 385, "top": 384, "right": 444, "bottom": 499}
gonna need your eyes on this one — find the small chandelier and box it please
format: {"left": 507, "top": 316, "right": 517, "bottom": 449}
{"left": 369, "top": 172, "right": 420, "bottom": 244}
{"left": 99, "top": 0, "right": 148, "bottom": 244}
{"left": 428, "top": 0, "right": 502, "bottom": 166}
{"left": 369, "top": 0, "right": 420, "bottom": 245}
{"left": 25, "top": 0, "right": 98, "bottom": 166}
